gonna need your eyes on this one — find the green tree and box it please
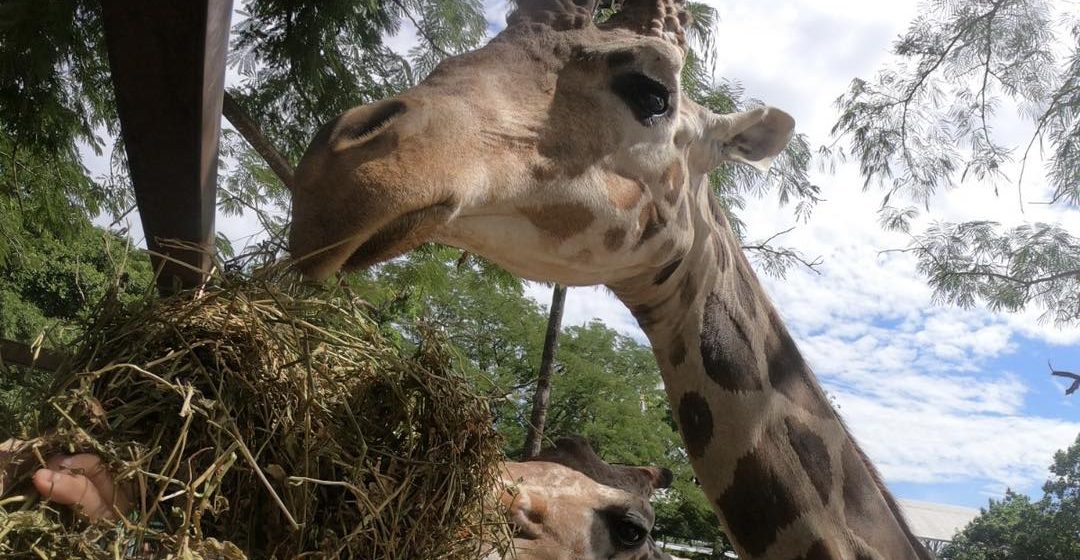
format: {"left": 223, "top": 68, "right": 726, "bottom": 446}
{"left": 941, "top": 434, "right": 1080, "bottom": 560}
{"left": 832, "top": 0, "right": 1080, "bottom": 325}
{"left": 0, "top": 131, "right": 152, "bottom": 440}
{"left": 229, "top": 0, "right": 487, "bottom": 160}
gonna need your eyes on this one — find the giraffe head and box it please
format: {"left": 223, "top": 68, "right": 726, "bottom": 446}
{"left": 289, "top": 0, "right": 794, "bottom": 286}
{"left": 498, "top": 436, "right": 674, "bottom": 559}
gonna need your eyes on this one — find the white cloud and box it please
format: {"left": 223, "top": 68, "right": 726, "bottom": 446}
{"left": 837, "top": 390, "right": 1078, "bottom": 489}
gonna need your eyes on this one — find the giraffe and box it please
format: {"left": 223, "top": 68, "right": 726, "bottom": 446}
{"left": 493, "top": 436, "right": 676, "bottom": 560}
{"left": 287, "top": 0, "right": 932, "bottom": 558}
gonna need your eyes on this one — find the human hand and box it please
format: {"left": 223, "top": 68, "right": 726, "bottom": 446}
{"left": 1, "top": 440, "right": 130, "bottom": 522}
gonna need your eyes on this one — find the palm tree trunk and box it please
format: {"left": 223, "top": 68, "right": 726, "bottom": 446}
{"left": 522, "top": 284, "right": 567, "bottom": 459}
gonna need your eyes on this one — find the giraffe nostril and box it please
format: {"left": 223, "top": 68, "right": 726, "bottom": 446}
{"left": 338, "top": 100, "right": 407, "bottom": 143}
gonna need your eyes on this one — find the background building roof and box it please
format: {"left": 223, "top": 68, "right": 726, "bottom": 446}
{"left": 898, "top": 499, "right": 981, "bottom": 542}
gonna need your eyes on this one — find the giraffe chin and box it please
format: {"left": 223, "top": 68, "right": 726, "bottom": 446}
{"left": 293, "top": 201, "right": 457, "bottom": 282}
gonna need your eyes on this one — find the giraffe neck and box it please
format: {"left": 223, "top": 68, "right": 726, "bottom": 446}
{"left": 608, "top": 189, "right": 929, "bottom": 560}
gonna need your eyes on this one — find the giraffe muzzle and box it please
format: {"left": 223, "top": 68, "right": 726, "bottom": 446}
{"left": 288, "top": 96, "right": 463, "bottom": 280}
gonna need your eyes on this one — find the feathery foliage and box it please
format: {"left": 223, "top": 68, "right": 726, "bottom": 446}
{"left": 229, "top": 0, "right": 488, "bottom": 159}
{"left": 0, "top": 0, "right": 115, "bottom": 156}
{"left": 833, "top": 0, "right": 1080, "bottom": 323}
{"left": 906, "top": 221, "right": 1080, "bottom": 324}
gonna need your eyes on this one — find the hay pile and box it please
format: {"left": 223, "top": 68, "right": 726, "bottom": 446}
{"left": 0, "top": 275, "right": 510, "bottom": 559}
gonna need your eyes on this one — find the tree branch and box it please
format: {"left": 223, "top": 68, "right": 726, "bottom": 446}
{"left": 741, "top": 227, "right": 824, "bottom": 275}
{"left": 1017, "top": 81, "right": 1079, "bottom": 203}
{"left": 881, "top": 245, "right": 1080, "bottom": 288}
{"left": 222, "top": 91, "right": 295, "bottom": 191}
{"left": 889, "top": 0, "right": 1007, "bottom": 182}
{"left": 944, "top": 268, "right": 1080, "bottom": 288}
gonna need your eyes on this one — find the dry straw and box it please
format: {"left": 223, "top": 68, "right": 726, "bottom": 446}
{"left": 0, "top": 270, "right": 511, "bottom": 559}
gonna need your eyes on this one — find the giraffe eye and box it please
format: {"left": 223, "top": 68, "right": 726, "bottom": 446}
{"left": 612, "top": 73, "right": 671, "bottom": 125}
{"left": 612, "top": 519, "right": 648, "bottom": 548}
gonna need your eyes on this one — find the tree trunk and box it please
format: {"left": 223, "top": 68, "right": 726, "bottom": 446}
{"left": 522, "top": 284, "right": 567, "bottom": 459}
{"left": 221, "top": 91, "right": 295, "bottom": 190}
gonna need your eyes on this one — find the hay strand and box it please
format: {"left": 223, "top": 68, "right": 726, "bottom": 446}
{"left": 0, "top": 272, "right": 510, "bottom": 558}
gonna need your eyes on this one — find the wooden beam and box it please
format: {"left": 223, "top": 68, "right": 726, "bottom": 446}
{"left": 0, "top": 339, "right": 67, "bottom": 372}
{"left": 100, "top": 0, "right": 233, "bottom": 294}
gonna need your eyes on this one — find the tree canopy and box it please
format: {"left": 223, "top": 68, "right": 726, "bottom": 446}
{"left": 941, "top": 434, "right": 1080, "bottom": 560}
{"left": 832, "top": 0, "right": 1080, "bottom": 324}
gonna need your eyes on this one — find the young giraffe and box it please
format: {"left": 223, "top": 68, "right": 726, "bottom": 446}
{"left": 495, "top": 436, "right": 676, "bottom": 560}
{"left": 288, "top": 0, "right": 931, "bottom": 558}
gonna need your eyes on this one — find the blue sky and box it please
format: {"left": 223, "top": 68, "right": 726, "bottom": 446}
{"left": 890, "top": 336, "right": 1080, "bottom": 506}
{"left": 95, "top": 0, "right": 1080, "bottom": 512}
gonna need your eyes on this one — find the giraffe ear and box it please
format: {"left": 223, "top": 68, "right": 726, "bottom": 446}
{"left": 500, "top": 485, "right": 547, "bottom": 539}
{"left": 638, "top": 466, "right": 673, "bottom": 490}
{"left": 705, "top": 106, "right": 795, "bottom": 172}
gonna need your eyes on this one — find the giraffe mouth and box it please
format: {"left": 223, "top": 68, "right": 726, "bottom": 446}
{"left": 292, "top": 200, "right": 458, "bottom": 280}
{"left": 343, "top": 203, "right": 453, "bottom": 269}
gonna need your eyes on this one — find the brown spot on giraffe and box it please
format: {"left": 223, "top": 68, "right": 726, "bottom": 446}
{"left": 662, "top": 162, "right": 685, "bottom": 204}
{"left": 668, "top": 335, "right": 686, "bottom": 367}
{"left": 604, "top": 227, "right": 626, "bottom": 252}
{"left": 677, "top": 391, "right": 713, "bottom": 459}
{"left": 520, "top": 202, "right": 595, "bottom": 241}
{"left": 605, "top": 49, "right": 635, "bottom": 68}
{"left": 530, "top": 159, "right": 560, "bottom": 182}
{"left": 679, "top": 273, "right": 697, "bottom": 306}
{"left": 767, "top": 314, "right": 834, "bottom": 418}
{"left": 843, "top": 445, "right": 879, "bottom": 515}
{"left": 606, "top": 174, "right": 645, "bottom": 210}
{"left": 700, "top": 292, "right": 762, "bottom": 391}
{"left": 797, "top": 540, "right": 840, "bottom": 560}
{"left": 786, "top": 417, "right": 832, "bottom": 505}
{"left": 629, "top": 301, "right": 655, "bottom": 326}
{"left": 716, "top": 447, "right": 802, "bottom": 557}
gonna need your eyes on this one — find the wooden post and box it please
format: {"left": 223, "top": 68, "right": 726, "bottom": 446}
{"left": 0, "top": 339, "right": 67, "bottom": 372}
{"left": 99, "top": 0, "right": 233, "bottom": 294}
